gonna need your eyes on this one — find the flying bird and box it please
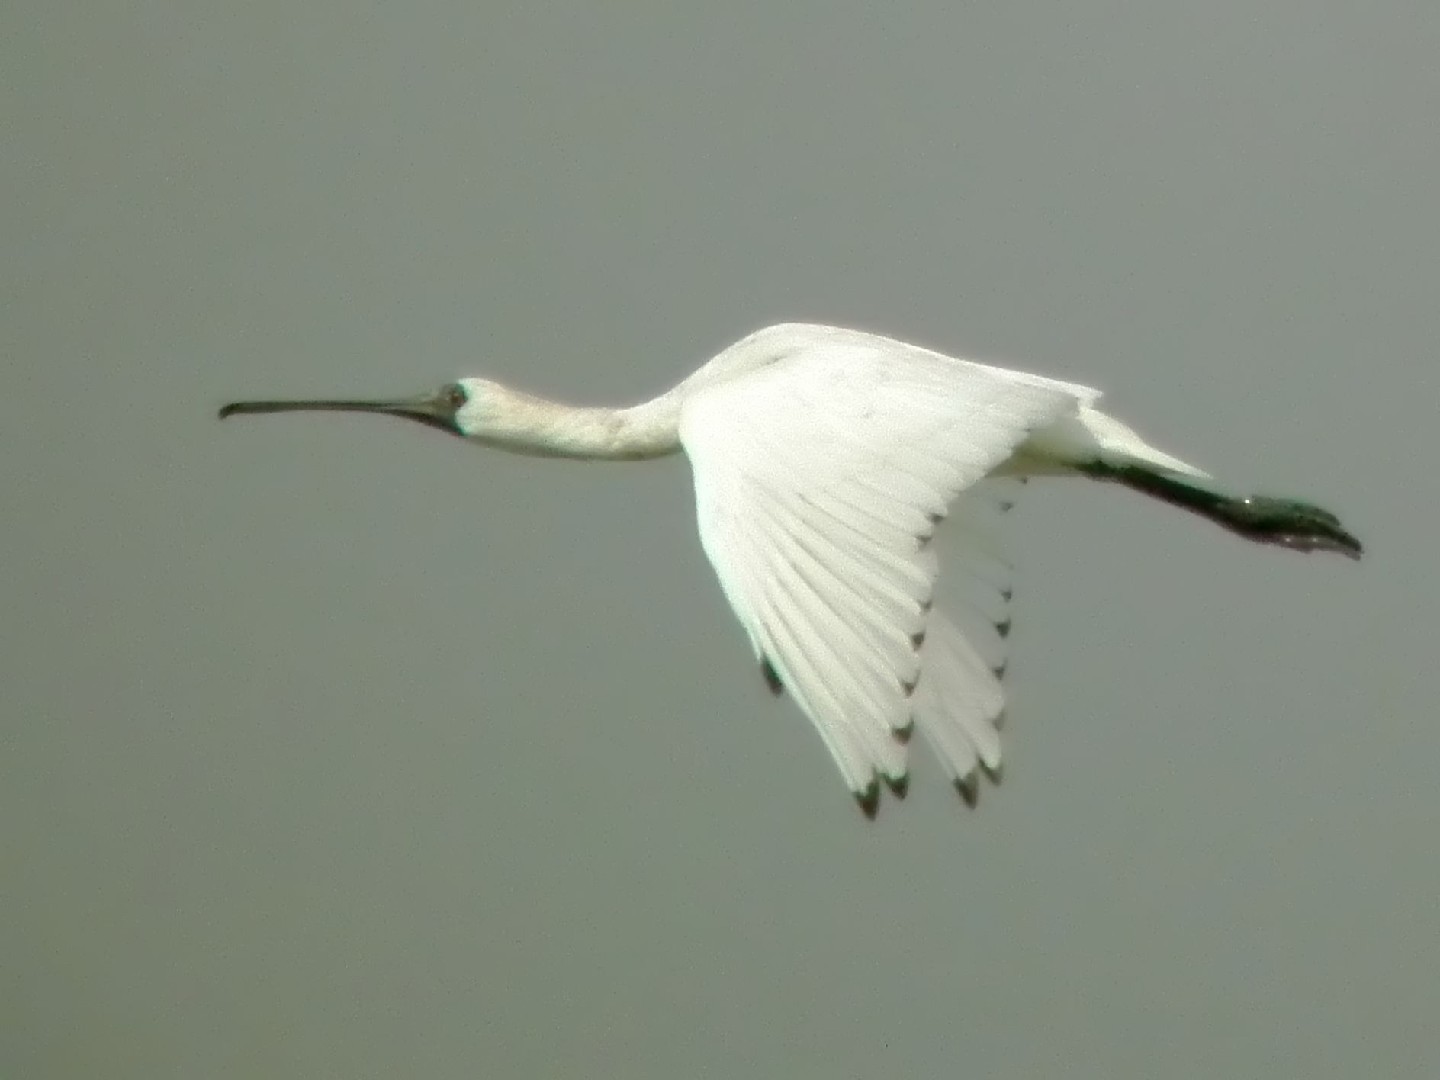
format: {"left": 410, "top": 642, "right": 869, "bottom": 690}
{"left": 220, "top": 323, "right": 1360, "bottom": 817}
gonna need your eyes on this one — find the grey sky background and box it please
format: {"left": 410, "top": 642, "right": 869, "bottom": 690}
{"left": 5, "top": 3, "right": 1437, "bottom": 1077}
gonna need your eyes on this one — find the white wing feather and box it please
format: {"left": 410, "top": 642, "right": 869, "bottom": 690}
{"left": 679, "top": 337, "right": 1084, "bottom": 810}
{"left": 913, "top": 478, "right": 1022, "bottom": 801}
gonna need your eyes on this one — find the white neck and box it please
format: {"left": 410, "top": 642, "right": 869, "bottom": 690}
{"left": 470, "top": 385, "right": 684, "bottom": 461}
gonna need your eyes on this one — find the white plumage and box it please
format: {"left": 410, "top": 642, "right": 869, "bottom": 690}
{"left": 220, "top": 323, "right": 1361, "bottom": 817}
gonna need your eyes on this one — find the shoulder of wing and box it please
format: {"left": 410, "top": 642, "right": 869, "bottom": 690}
{"left": 678, "top": 339, "right": 1084, "bottom": 463}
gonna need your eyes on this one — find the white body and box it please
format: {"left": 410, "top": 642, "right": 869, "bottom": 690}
{"left": 452, "top": 323, "right": 1207, "bottom": 803}
{"left": 226, "top": 322, "right": 1359, "bottom": 810}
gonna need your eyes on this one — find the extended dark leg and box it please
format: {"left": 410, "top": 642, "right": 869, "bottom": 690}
{"left": 1079, "top": 462, "right": 1362, "bottom": 560}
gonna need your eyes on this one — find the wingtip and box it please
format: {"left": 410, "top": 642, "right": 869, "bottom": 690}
{"left": 759, "top": 658, "right": 783, "bottom": 695}
{"left": 954, "top": 773, "right": 980, "bottom": 809}
{"left": 855, "top": 780, "right": 881, "bottom": 820}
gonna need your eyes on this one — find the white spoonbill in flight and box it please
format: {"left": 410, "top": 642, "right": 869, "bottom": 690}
{"left": 220, "top": 323, "right": 1360, "bottom": 817}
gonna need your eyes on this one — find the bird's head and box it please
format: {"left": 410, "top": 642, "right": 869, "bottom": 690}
{"left": 218, "top": 377, "right": 508, "bottom": 439}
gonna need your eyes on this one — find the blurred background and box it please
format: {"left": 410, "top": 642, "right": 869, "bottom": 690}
{"left": 4, "top": 3, "right": 1437, "bottom": 1076}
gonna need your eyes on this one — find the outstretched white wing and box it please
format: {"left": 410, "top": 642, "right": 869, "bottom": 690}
{"left": 679, "top": 335, "right": 1084, "bottom": 815}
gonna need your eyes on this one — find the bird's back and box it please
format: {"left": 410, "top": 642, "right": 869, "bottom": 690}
{"left": 678, "top": 323, "right": 1101, "bottom": 407}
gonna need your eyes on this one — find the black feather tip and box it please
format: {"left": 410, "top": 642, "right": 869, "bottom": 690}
{"left": 884, "top": 773, "right": 910, "bottom": 799}
{"left": 760, "top": 658, "right": 783, "bottom": 695}
{"left": 855, "top": 781, "right": 881, "bottom": 820}
{"left": 954, "top": 773, "right": 980, "bottom": 809}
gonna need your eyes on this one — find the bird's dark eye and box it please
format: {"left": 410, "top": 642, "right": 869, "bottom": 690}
{"left": 443, "top": 383, "right": 468, "bottom": 409}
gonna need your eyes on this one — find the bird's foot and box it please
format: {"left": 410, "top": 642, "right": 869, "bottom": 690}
{"left": 1222, "top": 495, "right": 1363, "bottom": 560}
